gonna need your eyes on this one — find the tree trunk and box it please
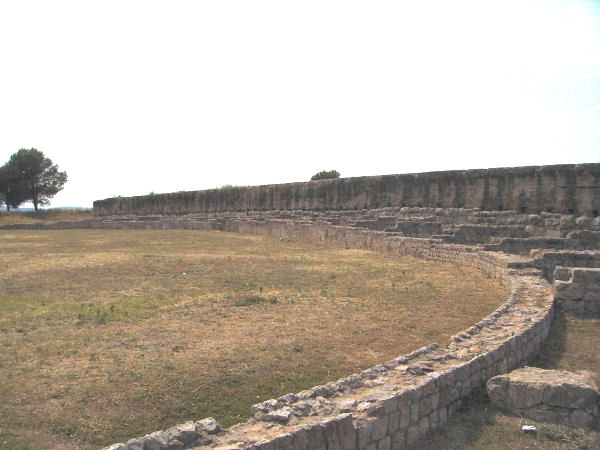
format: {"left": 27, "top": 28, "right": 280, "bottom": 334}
{"left": 33, "top": 198, "right": 38, "bottom": 211}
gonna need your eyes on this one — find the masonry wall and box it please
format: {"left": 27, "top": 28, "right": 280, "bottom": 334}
{"left": 554, "top": 267, "right": 600, "bottom": 315}
{"left": 93, "top": 164, "right": 600, "bottom": 216}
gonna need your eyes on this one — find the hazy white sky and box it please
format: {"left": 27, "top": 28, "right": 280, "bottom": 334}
{"left": 1, "top": 0, "right": 599, "bottom": 207}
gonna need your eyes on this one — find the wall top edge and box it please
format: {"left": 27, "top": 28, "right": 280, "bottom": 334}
{"left": 93, "top": 163, "right": 600, "bottom": 205}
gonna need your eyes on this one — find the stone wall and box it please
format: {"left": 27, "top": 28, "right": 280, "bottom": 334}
{"left": 554, "top": 267, "right": 600, "bottom": 315}
{"left": 93, "top": 164, "right": 600, "bottom": 217}
{"left": 534, "top": 250, "right": 600, "bottom": 280}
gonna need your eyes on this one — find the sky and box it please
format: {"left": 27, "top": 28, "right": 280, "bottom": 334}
{"left": 1, "top": 1, "right": 599, "bottom": 208}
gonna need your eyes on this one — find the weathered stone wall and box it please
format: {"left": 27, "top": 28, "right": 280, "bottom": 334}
{"left": 93, "top": 164, "right": 600, "bottom": 216}
{"left": 534, "top": 250, "right": 600, "bottom": 280}
{"left": 554, "top": 267, "right": 600, "bottom": 315}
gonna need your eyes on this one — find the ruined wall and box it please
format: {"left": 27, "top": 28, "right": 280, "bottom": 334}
{"left": 554, "top": 267, "right": 600, "bottom": 315}
{"left": 93, "top": 164, "right": 600, "bottom": 216}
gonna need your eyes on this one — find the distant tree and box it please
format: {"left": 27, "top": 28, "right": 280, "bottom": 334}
{"left": 7, "top": 149, "right": 68, "bottom": 210}
{"left": 310, "top": 170, "right": 340, "bottom": 181}
{"left": 0, "top": 163, "right": 28, "bottom": 211}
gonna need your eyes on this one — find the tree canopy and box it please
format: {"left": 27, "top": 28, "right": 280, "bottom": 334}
{"left": 0, "top": 164, "right": 28, "bottom": 211}
{"left": 310, "top": 170, "right": 340, "bottom": 181}
{"left": 1, "top": 149, "right": 67, "bottom": 210}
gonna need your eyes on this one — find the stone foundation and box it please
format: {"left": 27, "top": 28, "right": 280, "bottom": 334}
{"left": 487, "top": 367, "right": 599, "bottom": 428}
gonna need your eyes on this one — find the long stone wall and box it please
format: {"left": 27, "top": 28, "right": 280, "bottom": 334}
{"left": 93, "top": 164, "right": 600, "bottom": 216}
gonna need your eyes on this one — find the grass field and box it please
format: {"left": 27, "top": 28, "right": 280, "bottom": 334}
{"left": 0, "top": 209, "right": 92, "bottom": 226}
{"left": 0, "top": 229, "right": 509, "bottom": 448}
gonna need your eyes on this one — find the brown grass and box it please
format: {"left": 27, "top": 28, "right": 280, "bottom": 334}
{"left": 0, "top": 209, "right": 92, "bottom": 226}
{"left": 415, "top": 314, "right": 600, "bottom": 449}
{"left": 0, "top": 230, "right": 508, "bottom": 448}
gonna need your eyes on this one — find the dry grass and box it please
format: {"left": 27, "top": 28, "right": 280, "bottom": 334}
{"left": 416, "top": 314, "right": 600, "bottom": 449}
{"left": 0, "top": 230, "right": 508, "bottom": 449}
{"left": 0, "top": 209, "right": 92, "bottom": 226}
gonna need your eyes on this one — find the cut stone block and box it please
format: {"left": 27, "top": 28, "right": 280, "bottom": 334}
{"left": 487, "top": 367, "right": 599, "bottom": 428}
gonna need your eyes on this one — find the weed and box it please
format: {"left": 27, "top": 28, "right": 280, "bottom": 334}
{"left": 232, "top": 294, "right": 279, "bottom": 307}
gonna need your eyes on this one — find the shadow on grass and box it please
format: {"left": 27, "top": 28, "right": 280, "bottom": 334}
{"left": 529, "top": 311, "right": 568, "bottom": 370}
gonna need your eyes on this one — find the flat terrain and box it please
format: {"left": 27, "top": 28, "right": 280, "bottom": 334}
{"left": 0, "top": 209, "right": 93, "bottom": 226}
{"left": 0, "top": 230, "right": 508, "bottom": 449}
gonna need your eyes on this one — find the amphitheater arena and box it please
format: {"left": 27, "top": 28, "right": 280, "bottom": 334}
{"left": 6, "top": 163, "right": 600, "bottom": 449}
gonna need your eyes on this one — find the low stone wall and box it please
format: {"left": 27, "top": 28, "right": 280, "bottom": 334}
{"left": 91, "top": 217, "right": 555, "bottom": 449}
{"left": 534, "top": 250, "right": 600, "bottom": 280}
{"left": 226, "top": 219, "right": 511, "bottom": 279}
{"left": 554, "top": 267, "right": 600, "bottom": 315}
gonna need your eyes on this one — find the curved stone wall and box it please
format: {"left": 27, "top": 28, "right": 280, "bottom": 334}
{"left": 100, "top": 218, "right": 555, "bottom": 449}
{"left": 93, "top": 164, "right": 600, "bottom": 217}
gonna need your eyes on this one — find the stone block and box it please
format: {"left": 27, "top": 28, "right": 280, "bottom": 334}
{"left": 406, "top": 425, "right": 419, "bottom": 446}
{"left": 142, "top": 431, "right": 169, "bottom": 450}
{"left": 370, "top": 416, "right": 388, "bottom": 441}
{"left": 290, "top": 427, "right": 310, "bottom": 449}
{"left": 569, "top": 409, "right": 595, "bottom": 428}
{"left": 252, "top": 440, "right": 276, "bottom": 450}
{"left": 321, "top": 416, "right": 339, "bottom": 448}
{"left": 438, "top": 405, "right": 448, "bottom": 425}
{"left": 429, "top": 410, "right": 439, "bottom": 429}
{"left": 555, "top": 280, "right": 585, "bottom": 302}
{"left": 307, "top": 423, "right": 327, "bottom": 448}
{"left": 391, "top": 430, "right": 406, "bottom": 448}
{"left": 418, "top": 416, "right": 430, "bottom": 435}
{"left": 410, "top": 401, "right": 420, "bottom": 425}
{"left": 487, "top": 367, "right": 599, "bottom": 427}
{"left": 387, "top": 411, "right": 401, "bottom": 434}
{"left": 357, "top": 420, "right": 373, "bottom": 449}
{"left": 338, "top": 414, "right": 357, "bottom": 450}
{"left": 398, "top": 405, "right": 411, "bottom": 430}
{"left": 271, "top": 433, "right": 293, "bottom": 450}
{"left": 377, "top": 436, "right": 391, "bottom": 450}
{"left": 420, "top": 395, "right": 434, "bottom": 418}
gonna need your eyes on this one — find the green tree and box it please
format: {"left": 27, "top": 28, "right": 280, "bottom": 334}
{"left": 310, "top": 170, "right": 340, "bottom": 181}
{"left": 7, "top": 149, "right": 68, "bottom": 210}
{"left": 0, "top": 163, "right": 27, "bottom": 211}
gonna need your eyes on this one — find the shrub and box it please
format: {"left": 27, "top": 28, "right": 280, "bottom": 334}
{"left": 310, "top": 170, "right": 340, "bottom": 181}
